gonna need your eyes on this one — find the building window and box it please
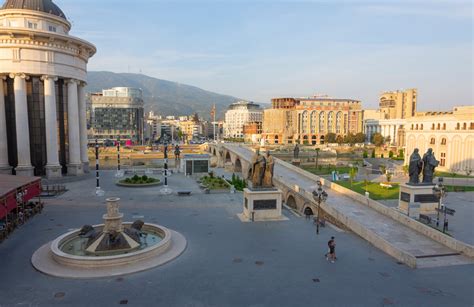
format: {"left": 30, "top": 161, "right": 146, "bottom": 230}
{"left": 463, "top": 123, "right": 467, "bottom": 130}
{"left": 443, "top": 123, "right": 446, "bottom": 130}
{"left": 441, "top": 138, "right": 447, "bottom": 145}
{"left": 420, "top": 124, "right": 423, "bottom": 130}
{"left": 437, "top": 123, "right": 440, "bottom": 130}
{"left": 49, "top": 25, "right": 57, "bottom": 32}
{"left": 456, "top": 123, "right": 460, "bottom": 130}
{"left": 335, "top": 112, "right": 343, "bottom": 134}
{"left": 319, "top": 112, "right": 325, "bottom": 133}
{"left": 430, "top": 138, "right": 435, "bottom": 145}
{"left": 440, "top": 153, "right": 446, "bottom": 167}
{"left": 327, "top": 111, "right": 334, "bottom": 133}
{"left": 431, "top": 123, "right": 435, "bottom": 130}
{"left": 411, "top": 124, "right": 414, "bottom": 130}
{"left": 27, "top": 21, "right": 38, "bottom": 29}
{"left": 416, "top": 124, "right": 418, "bottom": 130}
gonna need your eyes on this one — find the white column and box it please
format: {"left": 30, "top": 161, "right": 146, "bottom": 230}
{"left": 67, "top": 79, "right": 83, "bottom": 175}
{"left": 42, "top": 75, "right": 62, "bottom": 178}
{"left": 0, "top": 76, "right": 11, "bottom": 173}
{"left": 10, "top": 73, "right": 34, "bottom": 176}
{"left": 78, "top": 82, "right": 89, "bottom": 172}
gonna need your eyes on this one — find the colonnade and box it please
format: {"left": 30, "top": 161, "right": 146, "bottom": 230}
{"left": 0, "top": 74, "right": 89, "bottom": 177}
{"left": 365, "top": 123, "right": 402, "bottom": 146}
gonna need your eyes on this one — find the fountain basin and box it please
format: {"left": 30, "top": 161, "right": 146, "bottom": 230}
{"left": 32, "top": 223, "right": 186, "bottom": 278}
{"left": 51, "top": 223, "right": 170, "bottom": 268}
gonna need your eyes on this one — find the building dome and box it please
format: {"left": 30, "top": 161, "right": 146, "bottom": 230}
{"left": 1, "top": 0, "right": 66, "bottom": 20}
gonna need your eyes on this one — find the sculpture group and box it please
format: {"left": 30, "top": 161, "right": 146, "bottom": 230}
{"left": 248, "top": 150, "right": 275, "bottom": 189}
{"left": 408, "top": 148, "right": 439, "bottom": 184}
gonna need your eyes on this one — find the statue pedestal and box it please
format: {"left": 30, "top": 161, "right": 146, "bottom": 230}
{"left": 398, "top": 183, "right": 438, "bottom": 216}
{"left": 238, "top": 188, "right": 287, "bottom": 222}
{"left": 291, "top": 159, "right": 301, "bottom": 166}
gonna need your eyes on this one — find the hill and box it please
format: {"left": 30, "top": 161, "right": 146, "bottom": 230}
{"left": 86, "top": 71, "right": 240, "bottom": 119}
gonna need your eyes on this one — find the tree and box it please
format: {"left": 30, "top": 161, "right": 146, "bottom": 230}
{"left": 326, "top": 133, "right": 337, "bottom": 144}
{"left": 363, "top": 150, "right": 368, "bottom": 158}
{"left": 345, "top": 133, "right": 357, "bottom": 146}
{"left": 315, "top": 148, "right": 321, "bottom": 169}
{"left": 398, "top": 149, "right": 404, "bottom": 159}
{"left": 336, "top": 135, "right": 344, "bottom": 145}
{"left": 389, "top": 151, "right": 394, "bottom": 158}
{"left": 371, "top": 150, "right": 376, "bottom": 158}
{"left": 349, "top": 167, "right": 357, "bottom": 187}
{"left": 354, "top": 133, "right": 366, "bottom": 144}
{"left": 371, "top": 133, "right": 384, "bottom": 147}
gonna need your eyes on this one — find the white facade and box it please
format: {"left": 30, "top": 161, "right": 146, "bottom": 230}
{"left": 0, "top": 1, "right": 96, "bottom": 177}
{"left": 364, "top": 118, "right": 406, "bottom": 146}
{"left": 404, "top": 106, "right": 474, "bottom": 173}
{"left": 224, "top": 101, "right": 262, "bottom": 138}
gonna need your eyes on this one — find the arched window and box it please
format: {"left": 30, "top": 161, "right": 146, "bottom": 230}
{"left": 411, "top": 124, "right": 414, "bottom": 130}
{"left": 443, "top": 123, "right": 446, "bottom": 130}
{"left": 320, "top": 135, "right": 325, "bottom": 145}
{"left": 310, "top": 111, "right": 317, "bottom": 134}
{"left": 430, "top": 138, "right": 436, "bottom": 145}
{"left": 301, "top": 111, "right": 308, "bottom": 134}
{"left": 335, "top": 112, "right": 343, "bottom": 134}
{"left": 431, "top": 123, "right": 435, "bottom": 130}
{"left": 319, "top": 112, "right": 325, "bottom": 133}
{"left": 311, "top": 135, "right": 317, "bottom": 145}
{"left": 416, "top": 124, "right": 419, "bottom": 130}
{"left": 463, "top": 123, "right": 467, "bottom": 130}
{"left": 420, "top": 124, "right": 423, "bottom": 130}
{"left": 437, "top": 123, "right": 440, "bottom": 130}
{"left": 274, "top": 135, "right": 279, "bottom": 144}
{"left": 456, "top": 123, "right": 460, "bottom": 130}
{"left": 470, "top": 122, "right": 474, "bottom": 130}
{"left": 441, "top": 138, "right": 446, "bottom": 145}
{"left": 327, "top": 111, "right": 334, "bottom": 133}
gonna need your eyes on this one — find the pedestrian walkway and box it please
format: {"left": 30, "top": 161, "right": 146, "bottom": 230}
{"left": 225, "top": 144, "right": 473, "bottom": 268}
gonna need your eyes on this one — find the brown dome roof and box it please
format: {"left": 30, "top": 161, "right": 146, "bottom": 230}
{"left": 1, "top": 0, "right": 67, "bottom": 20}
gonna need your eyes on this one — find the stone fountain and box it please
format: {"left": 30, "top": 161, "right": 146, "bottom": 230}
{"left": 31, "top": 198, "right": 186, "bottom": 278}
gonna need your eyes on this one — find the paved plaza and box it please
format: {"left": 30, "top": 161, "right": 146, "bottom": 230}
{"left": 0, "top": 171, "right": 473, "bottom": 307}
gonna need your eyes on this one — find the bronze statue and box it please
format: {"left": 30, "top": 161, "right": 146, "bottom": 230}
{"left": 124, "top": 220, "right": 145, "bottom": 243}
{"left": 422, "top": 148, "right": 439, "bottom": 184}
{"left": 248, "top": 150, "right": 266, "bottom": 188}
{"left": 293, "top": 144, "right": 300, "bottom": 159}
{"left": 174, "top": 145, "right": 181, "bottom": 160}
{"left": 408, "top": 148, "right": 423, "bottom": 184}
{"left": 262, "top": 152, "right": 275, "bottom": 188}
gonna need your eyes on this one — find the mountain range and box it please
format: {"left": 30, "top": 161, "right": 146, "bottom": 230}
{"left": 86, "top": 71, "right": 242, "bottom": 119}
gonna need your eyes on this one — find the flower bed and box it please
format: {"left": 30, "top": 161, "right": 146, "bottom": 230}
{"left": 117, "top": 175, "right": 161, "bottom": 187}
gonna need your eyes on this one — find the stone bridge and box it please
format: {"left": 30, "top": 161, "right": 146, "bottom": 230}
{"left": 206, "top": 143, "right": 474, "bottom": 269}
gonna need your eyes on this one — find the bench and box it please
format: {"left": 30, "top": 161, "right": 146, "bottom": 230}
{"left": 177, "top": 191, "right": 192, "bottom": 196}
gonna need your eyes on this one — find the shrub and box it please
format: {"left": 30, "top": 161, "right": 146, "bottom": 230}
{"left": 371, "top": 150, "right": 375, "bottom": 158}
{"left": 363, "top": 150, "right": 368, "bottom": 158}
{"left": 142, "top": 175, "right": 148, "bottom": 181}
{"left": 398, "top": 149, "right": 404, "bottom": 159}
{"left": 388, "top": 151, "right": 394, "bottom": 158}
{"left": 381, "top": 154, "right": 384, "bottom": 158}
{"left": 132, "top": 174, "right": 140, "bottom": 181}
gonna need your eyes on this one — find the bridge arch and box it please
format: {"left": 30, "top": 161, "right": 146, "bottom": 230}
{"left": 213, "top": 148, "right": 217, "bottom": 156}
{"left": 225, "top": 151, "right": 231, "bottom": 163}
{"left": 234, "top": 158, "right": 242, "bottom": 173}
{"left": 286, "top": 194, "right": 297, "bottom": 209}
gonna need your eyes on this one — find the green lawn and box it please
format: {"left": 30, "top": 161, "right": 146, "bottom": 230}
{"left": 434, "top": 171, "right": 474, "bottom": 178}
{"left": 336, "top": 181, "right": 474, "bottom": 200}
{"left": 337, "top": 181, "right": 400, "bottom": 200}
{"left": 302, "top": 166, "right": 357, "bottom": 176}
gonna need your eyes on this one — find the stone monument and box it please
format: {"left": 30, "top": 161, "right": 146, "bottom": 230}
{"left": 398, "top": 148, "right": 440, "bottom": 217}
{"left": 238, "top": 151, "right": 286, "bottom": 222}
{"left": 292, "top": 144, "right": 301, "bottom": 166}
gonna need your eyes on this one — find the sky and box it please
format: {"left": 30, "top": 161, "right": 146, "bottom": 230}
{"left": 58, "top": 0, "right": 472, "bottom": 110}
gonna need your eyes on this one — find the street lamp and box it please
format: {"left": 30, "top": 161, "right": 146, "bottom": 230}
{"left": 432, "top": 177, "right": 446, "bottom": 228}
{"left": 312, "top": 180, "right": 328, "bottom": 235}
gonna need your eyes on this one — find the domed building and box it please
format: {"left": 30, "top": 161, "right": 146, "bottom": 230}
{"left": 0, "top": 0, "right": 96, "bottom": 178}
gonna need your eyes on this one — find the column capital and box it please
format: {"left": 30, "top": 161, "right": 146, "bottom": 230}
{"left": 66, "top": 78, "right": 80, "bottom": 85}
{"left": 9, "top": 73, "right": 29, "bottom": 80}
{"left": 41, "top": 75, "right": 58, "bottom": 82}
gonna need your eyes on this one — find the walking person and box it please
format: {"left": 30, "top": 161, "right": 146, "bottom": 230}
{"left": 325, "top": 236, "right": 336, "bottom": 263}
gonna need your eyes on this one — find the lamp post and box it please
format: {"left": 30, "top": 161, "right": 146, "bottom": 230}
{"left": 312, "top": 180, "right": 328, "bottom": 235}
{"left": 432, "top": 177, "right": 446, "bottom": 228}
{"left": 160, "top": 143, "right": 172, "bottom": 195}
{"left": 95, "top": 139, "right": 105, "bottom": 196}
